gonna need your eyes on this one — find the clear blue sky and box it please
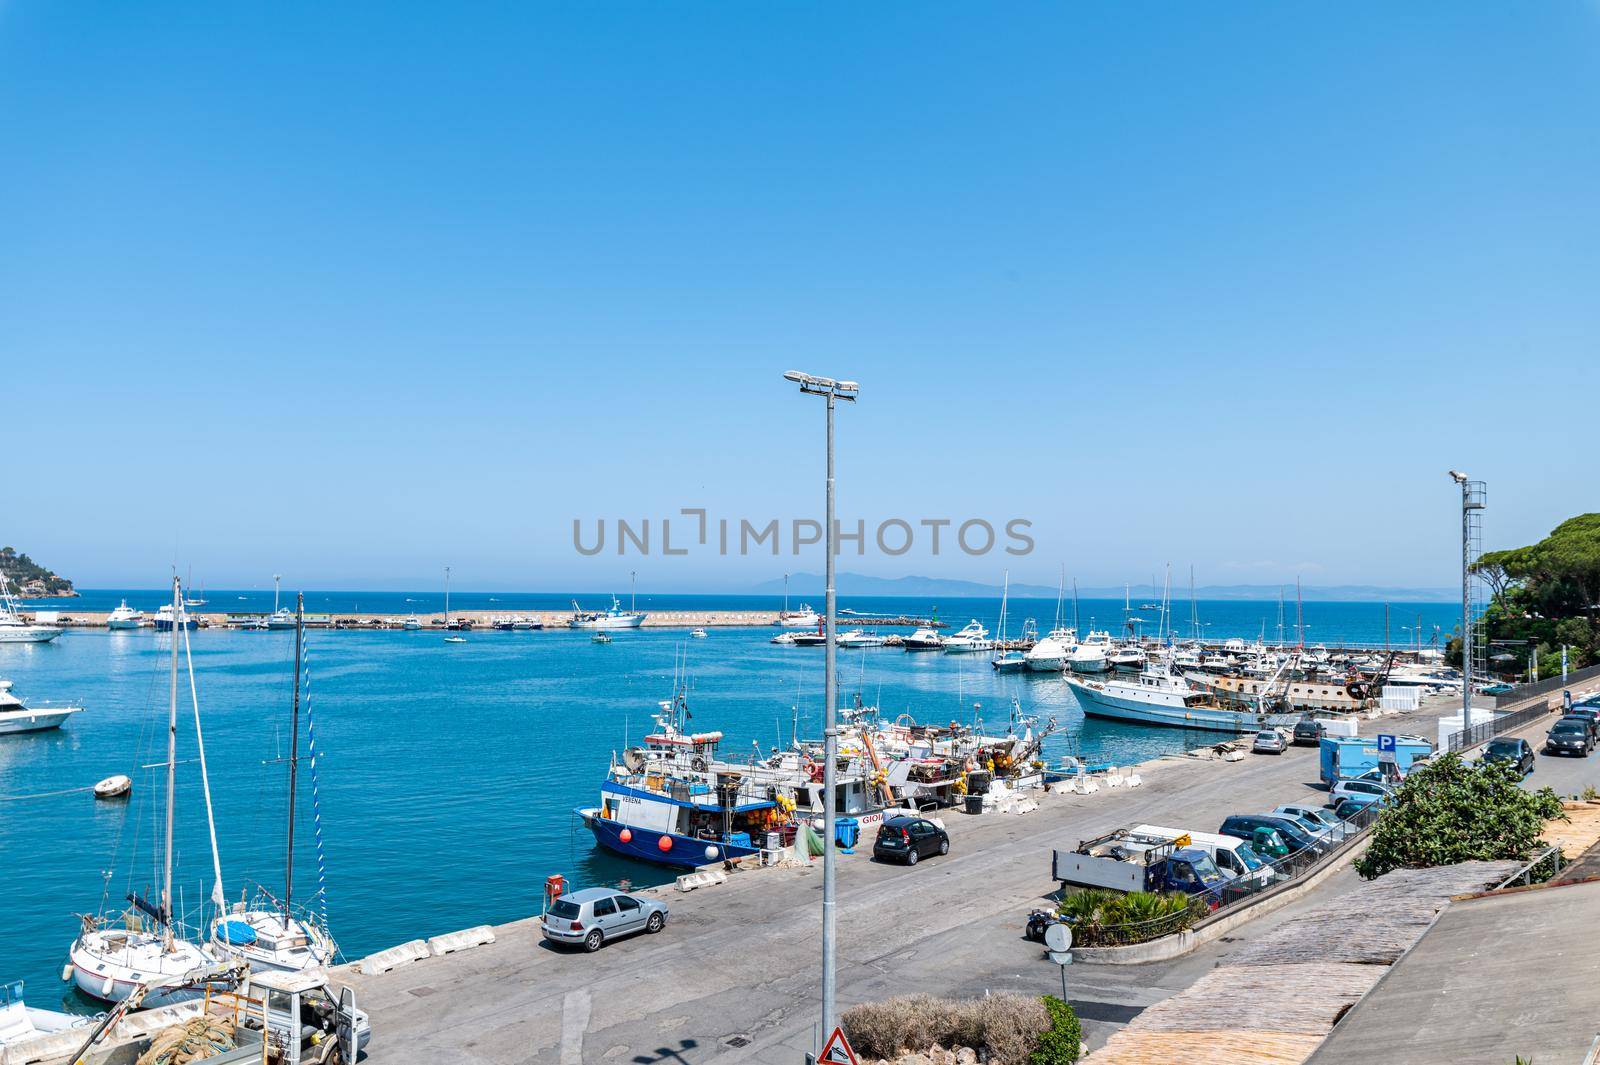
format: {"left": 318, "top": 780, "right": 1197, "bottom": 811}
{"left": 3, "top": 3, "right": 1596, "bottom": 592}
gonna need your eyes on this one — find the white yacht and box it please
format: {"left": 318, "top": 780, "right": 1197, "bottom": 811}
{"left": 105, "top": 600, "right": 145, "bottom": 630}
{"left": 151, "top": 603, "right": 197, "bottom": 632}
{"left": 902, "top": 626, "right": 945, "bottom": 651}
{"left": 1068, "top": 630, "right": 1114, "bottom": 673}
{"left": 1024, "top": 627, "right": 1077, "bottom": 672}
{"left": 401, "top": 614, "right": 423, "bottom": 630}
{"left": 777, "top": 604, "right": 821, "bottom": 629}
{"left": 837, "top": 629, "right": 887, "bottom": 648}
{"left": 264, "top": 575, "right": 296, "bottom": 629}
{"left": 941, "top": 620, "right": 993, "bottom": 654}
{"left": 770, "top": 631, "right": 799, "bottom": 645}
{"left": 0, "top": 575, "right": 62, "bottom": 643}
{"left": 0, "top": 680, "right": 83, "bottom": 735}
{"left": 1170, "top": 644, "right": 1204, "bottom": 671}
{"left": 1108, "top": 644, "right": 1146, "bottom": 672}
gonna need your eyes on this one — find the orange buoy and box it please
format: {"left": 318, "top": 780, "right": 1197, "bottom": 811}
{"left": 619, "top": 828, "right": 633, "bottom": 843}
{"left": 657, "top": 835, "right": 673, "bottom": 853}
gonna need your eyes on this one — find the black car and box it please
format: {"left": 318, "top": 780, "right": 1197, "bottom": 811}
{"left": 1292, "top": 718, "right": 1327, "bottom": 747}
{"left": 872, "top": 815, "right": 950, "bottom": 866}
{"left": 1562, "top": 707, "right": 1600, "bottom": 740}
{"left": 1218, "top": 814, "right": 1325, "bottom": 857}
{"left": 1482, "top": 737, "right": 1535, "bottom": 775}
{"left": 1546, "top": 719, "right": 1596, "bottom": 756}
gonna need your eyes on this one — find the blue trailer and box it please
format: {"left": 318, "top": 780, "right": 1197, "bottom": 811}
{"left": 1319, "top": 735, "right": 1433, "bottom": 785}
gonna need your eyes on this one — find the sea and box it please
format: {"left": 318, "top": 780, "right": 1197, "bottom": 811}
{"left": 2, "top": 591, "right": 1457, "bottom": 1011}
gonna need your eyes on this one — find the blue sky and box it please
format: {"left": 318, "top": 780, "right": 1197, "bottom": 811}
{"left": 2, "top": 3, "right": 1596, "bottom": 592}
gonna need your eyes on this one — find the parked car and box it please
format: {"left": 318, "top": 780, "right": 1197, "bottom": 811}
{"left": 1252, "top": 729, "right": 1289, "bottom": 755}
{"left": 1274, "top": 803, "right": 1347, "bottom": 841}
{"left": 1330, "top": 778, "right": 1395, "bottom": 807}
{"left": 1218, "top": 814, "right": 1324, "bottom": 857}
{"left": 1561, "top": 707, "right": 1600, "bottom": 740}
{"left": 542, "top": 887, "right": 669, "bottom": 952}
{"left": 1545, "top": 719, "right": 1596, "bottom": 756}
{"left": 1292, "top": 718, "right": 1327, "bottom": 747}
{"left": 1328, "top": 795, "right": 1380, "bottom": 821}
{"left": 872, "top": 814, "right": 950, "bottom": 866}
{"left": 1481, "top": 737, "right": 1536, "bottom": 776}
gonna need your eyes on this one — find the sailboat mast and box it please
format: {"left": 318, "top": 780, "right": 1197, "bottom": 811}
{"left": 162, "top": 576, "right": 180, "bottom": 949}
{"left": 631, "top": 570, "right": 637, "bottom": 613}
{"left": 445, "top": 565, "right": 451, "bottom": 626}
{"left": 285, "top": 593, "right": 303, "bottom": 921}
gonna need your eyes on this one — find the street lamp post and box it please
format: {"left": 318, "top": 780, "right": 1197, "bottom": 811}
{"left": 784, "top": 370, "right": 858, "bottom": 1051}
{"left": 1448, "top": 471, "right": 1484, "bottom": 727}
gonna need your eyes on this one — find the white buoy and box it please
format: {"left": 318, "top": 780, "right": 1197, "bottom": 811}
{"left": 704, "top": 845, "right": 719, "bottom": 861}
{"left": 93, "top": 775, "right": 132, "bottom": 800}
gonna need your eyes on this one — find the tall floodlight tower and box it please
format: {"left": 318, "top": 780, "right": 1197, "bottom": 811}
{"left": 1448, "top": 472, "right": 1487, "bottom": 723}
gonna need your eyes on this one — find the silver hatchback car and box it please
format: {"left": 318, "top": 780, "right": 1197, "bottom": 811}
{"left": 542, "top": 887, "right": 669, "bottom": 952}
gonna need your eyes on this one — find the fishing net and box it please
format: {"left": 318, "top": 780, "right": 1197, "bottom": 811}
{"left": 135, "top": 1016, "right": 237, "bottom": 1065}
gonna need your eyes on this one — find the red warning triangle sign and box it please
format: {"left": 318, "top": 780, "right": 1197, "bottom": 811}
{"left": 819, "top": 1026, "right": 859, "bottom": 1065}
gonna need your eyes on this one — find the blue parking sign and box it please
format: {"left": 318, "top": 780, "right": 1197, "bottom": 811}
{"left": 1377, "top": 734, "right": 1396, "bottom": 752}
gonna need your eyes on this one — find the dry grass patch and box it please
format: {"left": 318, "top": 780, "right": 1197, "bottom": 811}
{"left": 843, "top": 993, "right": 1049, "bottom": 1065}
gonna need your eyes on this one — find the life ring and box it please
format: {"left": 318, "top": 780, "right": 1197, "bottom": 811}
{"left": 691, "top": 756, "right": 708, "bottom": 773}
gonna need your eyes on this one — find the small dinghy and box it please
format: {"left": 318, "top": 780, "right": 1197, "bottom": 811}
{"left": 93, "top": 775, "right": 132, "bottom": 800}
{"left": 591, "top": 632, "right": 612, "bottom": 644}
{"left": 689, "top": 628, "right": 708, "bottom": 639}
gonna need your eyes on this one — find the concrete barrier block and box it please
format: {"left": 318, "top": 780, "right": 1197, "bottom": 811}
{"left": 358, "top": 939, "right": 432, "bottom": 975}
{"left": 428, "top": 925, "right": 496, "bottom": 956}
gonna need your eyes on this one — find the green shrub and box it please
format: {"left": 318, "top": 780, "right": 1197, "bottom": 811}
{"left": 1029, "top": 996, "right": 1082, "bottom": 1064}
{"left": 1354, "top": 751, "right": 1568, "bottom": 879}
{"left": 1057, "top": 889, "right": 1198, "bottom": 946}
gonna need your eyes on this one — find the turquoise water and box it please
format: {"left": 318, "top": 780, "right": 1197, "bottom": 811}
{"left": 0, "top": 597, "right": 1456, "bottom": 1011}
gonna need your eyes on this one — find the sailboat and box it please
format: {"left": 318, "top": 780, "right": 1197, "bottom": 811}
{"left": 66, "top": 579, "right": 219, "bottom": 1006}
{"left": 210, "top": 595, "right": 337, "bottom": 973}
{"left": 992, "top": 573, "right": 1025, "bottom": 672}
{"left": 0, "top": 574, "right": 62, "bottom": 644}
{"left": 443, "top": 566, "right": 468, "bottom": 641}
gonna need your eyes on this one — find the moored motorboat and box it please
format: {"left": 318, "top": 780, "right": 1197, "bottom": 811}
{"left": 106, "top": 600, "right": 145, "bottom": 630}
{"left": 689, "top": 628, "right": 708, "bottom": 638}
{"left": 1025, "top": 627, "right": 1077, "bottom": 672}
{"left": 1068, "top": 630, "right": 1114, "bottom": 673}
{"left": 941, "top": 620, "right": 993, "bottom": 654}
{"left": 0, "top": 681, "right": 83, "bottom": 735}
{"left": 0, "top": 575, "right": 63, "bottom": 643}
{"left": 902, "top": 626, "right": 944, "bottom": 651}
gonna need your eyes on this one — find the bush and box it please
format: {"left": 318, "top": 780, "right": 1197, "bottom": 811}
{"left": 1056, "top": 889, "right": 1198, "bottom": 946}
{"left": 841, "top": 993, "right": 1050, "bottom": 1065}
{"left": 1354, "top": 751, "right": 1568, "bottom": 879}
{"left": 1030, "top": 996, "right": 1082, "bottom": 1064}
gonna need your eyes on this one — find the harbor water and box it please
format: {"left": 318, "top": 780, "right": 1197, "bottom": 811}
{"left": 0, "top": 594, "right": 1458, "bottom": 1010}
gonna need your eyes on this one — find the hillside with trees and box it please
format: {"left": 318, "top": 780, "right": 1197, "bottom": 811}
{"left": 1467, "top": 513, "right": 1600, "bottom": 675}
{"left": 0, "top": 547, "right": 77, "bottom": 597}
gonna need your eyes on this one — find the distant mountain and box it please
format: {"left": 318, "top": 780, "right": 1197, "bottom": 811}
{"left": 0, "top": 546, "right": 77, "bottom": 598}
{"left": 751, "top": 573, "right": 1456, "bottom": 603}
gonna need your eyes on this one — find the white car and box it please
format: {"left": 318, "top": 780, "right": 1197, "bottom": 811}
{"left": 1252, "top": 729, "right": 1289, "bottom": 755}
{"left": 1273, "top": 803, "right": 1346, "bottom": 840}
{"left": 1329, "top": 778, "right": 1395, "bottom": 807}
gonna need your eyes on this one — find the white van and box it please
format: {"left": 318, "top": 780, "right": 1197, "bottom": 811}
{"left": 1132, "top": 824, "right": 1277, "bottom": 890}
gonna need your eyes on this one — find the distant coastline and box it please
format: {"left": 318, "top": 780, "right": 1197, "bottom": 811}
{"left": 748, "top": 572, "right": 1458, "bottom": 603}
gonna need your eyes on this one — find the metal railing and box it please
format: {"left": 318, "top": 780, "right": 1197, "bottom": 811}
{"left": 1491, "top": 664, "right": 1600, "bottom": 708}
{"left": 1069, "top": 901, "right": 1205, "bottom": 947}
{"left": 1446, "top": 699, "right": 1554, "bottom": 752}
{"left": 1492, "top": 845, "right": 1567, "bottom": 890}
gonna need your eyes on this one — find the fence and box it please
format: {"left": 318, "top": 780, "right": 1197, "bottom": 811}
{"left": 1491, "top": 663, "right": 1600, "bottom": 708}
{"left": 1492, "top": 845, "right": 1566, "bottom": 891}
{"left": 1446, "top": 699, "right": 1554, "bottom": 753}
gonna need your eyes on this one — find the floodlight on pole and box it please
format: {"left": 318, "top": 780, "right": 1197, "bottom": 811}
{"left": 784, "top": 368, "right": 858, "bottom": 1054}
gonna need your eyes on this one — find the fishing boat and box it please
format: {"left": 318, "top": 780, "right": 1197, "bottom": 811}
{"left": 1068, "top": 630, "right": 1114, "bottom": 673}
{"left": 689, "top": 628, "right": 709, "bottom": 639}
{"left": 401, "top": 614, "right": 423, "bottom": 631}
{"left": 0, "top": 575, "right": 63, "bottom": 643}
{"left": 67, "top": 579, "right": 221, "bottom": 1007}
{"left": 106, "top": 600, "right": 145, "bottom": 630}
{"left": 569, "top": 595, "right": 647, "bottom": 630}
{"left": 210, "top": 596, "right": 338, "bottom": 974}
{"left": 902, "top": 626, "right": 944, "bottom": 651}
{"left": 0, "top": 679, "right": 83, "bottom": 735}
{"left": 577, "top": 693, "right": 778, "bottom": 868}
{"left": 1068, "top": 657, "right": 1318, "bottom": 732}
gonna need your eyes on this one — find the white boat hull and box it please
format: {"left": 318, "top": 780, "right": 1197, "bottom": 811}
{"left": 68, "top": 930, "right": 215, "bottom": 1007}
{"left": 0, "top": 707, "right": 81, "bottom": 734}
{"left": 0, "top": 626, "right": 62, "bottom": 643}
{"left": 570, "top": 614, "right": 646, "bottom": 630}
{"left": 1068, "top": 656, "right": 1111, "bottom": 674}
{"left": 1066, "top": 676, "right": 1295, "bottom": 733}
{"left": 211, "top": 911, "right": 336, "bottom": 974}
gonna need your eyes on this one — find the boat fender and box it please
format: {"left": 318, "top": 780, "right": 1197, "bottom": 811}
{"left": 618, "top": 828, "right": 633, "bottom": 844}
{"left": 657, "top": 835, "right": 673, "bottom": 852}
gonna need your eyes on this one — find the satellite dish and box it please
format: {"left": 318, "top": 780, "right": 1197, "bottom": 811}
{"left": 1043, "top": 923, "right": 1072, "bottom": 952}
